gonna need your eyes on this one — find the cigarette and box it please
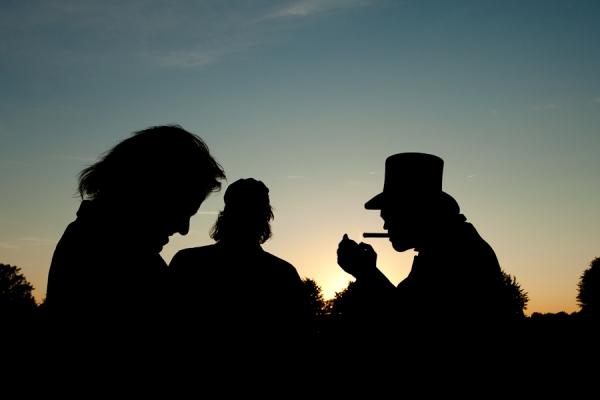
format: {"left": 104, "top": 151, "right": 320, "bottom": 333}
{"left": 362, "top": 232, "right": 390, "bottom": 238}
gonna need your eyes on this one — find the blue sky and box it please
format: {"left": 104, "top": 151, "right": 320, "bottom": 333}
{"left": 1, "top": 0, "right": 599, "bottom": 313}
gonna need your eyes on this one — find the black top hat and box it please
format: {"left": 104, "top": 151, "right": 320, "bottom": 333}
{"left": 365, "top": 153, "right": 444, "bottom": 210}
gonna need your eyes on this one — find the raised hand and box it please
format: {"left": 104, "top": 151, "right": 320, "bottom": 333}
{"left": 336, "top": 233, "right": 378, "bottom": 279}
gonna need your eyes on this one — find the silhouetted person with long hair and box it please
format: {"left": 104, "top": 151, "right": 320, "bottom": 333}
{"left": 45, "top": 125, "right": 225, "bottom": 339}
{"left": 337, "top": 153, "right": 513, "bottom": 338}
{"left": 169, "top": 178, "right": 311, "bottom": 353}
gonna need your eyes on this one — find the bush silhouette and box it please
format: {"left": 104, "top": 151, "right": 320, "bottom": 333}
{"left": 0, "top": 263, "right": 37, "bottom": 321}
{"left": 577, "top": 257, "right": 600, "bottom": 319}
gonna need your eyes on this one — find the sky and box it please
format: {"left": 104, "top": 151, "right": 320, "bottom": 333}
{"left": 1, "top": 0, "right": 599, "bottom": 314}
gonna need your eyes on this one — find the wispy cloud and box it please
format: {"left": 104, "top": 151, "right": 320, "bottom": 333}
{"left": 17, "top": 237, "right": 55, "bottom": 246}
{"left": 161, "top": 0, "right": 377, "bottom": 67}
{"left": 159, "top": 51, "right": 217, "bottom": 68}
{"left": 51, "top": 154, "right": 96, "bottom": 163}
{"left": 259, "top": 0, "right": 374, "bottom": 21}
{"left": 532, "top": 104, "right": 561, "bottom": 111}
{"left": 2, "top": 1, "right": 378, "bottom": 71}
{"left": 2, "top": 1, "right": 269, "bottom": 70}
{"left": 0, "top": 159, "right": 31, "bottom": 167}
{"left": 344, "top": 179, "right": 369, "bottom": 186}
{"left": 287, "top": 175, "right": 313, "bottom": 181}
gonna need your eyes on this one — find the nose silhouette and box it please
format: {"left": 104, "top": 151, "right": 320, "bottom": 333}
{"left": 176, "top": 218, "right": 190, "bottom": 236}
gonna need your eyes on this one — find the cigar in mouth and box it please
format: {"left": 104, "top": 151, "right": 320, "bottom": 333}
{"left": 362, "top": 232, "right": 390, "bottom": 238}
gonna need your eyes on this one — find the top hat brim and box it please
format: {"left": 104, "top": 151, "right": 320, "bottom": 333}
{"left": 364, "top": 192, "right": 423, "bottom": 210}
{"left": 365, "top": 190, "right": 456, "bottom": 211}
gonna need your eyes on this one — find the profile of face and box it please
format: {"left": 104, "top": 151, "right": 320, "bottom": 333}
{"left": 130, "top": 186, "right": 206, "bottom": 252}
{"left": 78, "top": 126, "right": 225, "bottom": 253}
{"left": 381, "top": 206, "right": 421, "bottom": 252}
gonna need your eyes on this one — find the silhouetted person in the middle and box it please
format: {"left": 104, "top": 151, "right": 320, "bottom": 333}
{"left": 170, "top": 178, "right": 311, "bottom": 352}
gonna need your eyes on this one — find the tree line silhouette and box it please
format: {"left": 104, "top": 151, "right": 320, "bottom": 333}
{"left": 2, "top": 258, "right": 598, "bottom": 331}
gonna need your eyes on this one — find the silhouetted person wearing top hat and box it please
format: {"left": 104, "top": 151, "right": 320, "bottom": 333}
{"left": 46, "top": 125, "right": 225, "bottom": 338}
{"left": 169, "top": 178, "right": 311, "bottom": 350}
{"left": 337, "top": 153, "right": 513, "bottom": 334}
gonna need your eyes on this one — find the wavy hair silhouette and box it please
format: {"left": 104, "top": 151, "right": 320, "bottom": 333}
{"left": 78, "top": 125, "right": 224, "bottom": 201}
